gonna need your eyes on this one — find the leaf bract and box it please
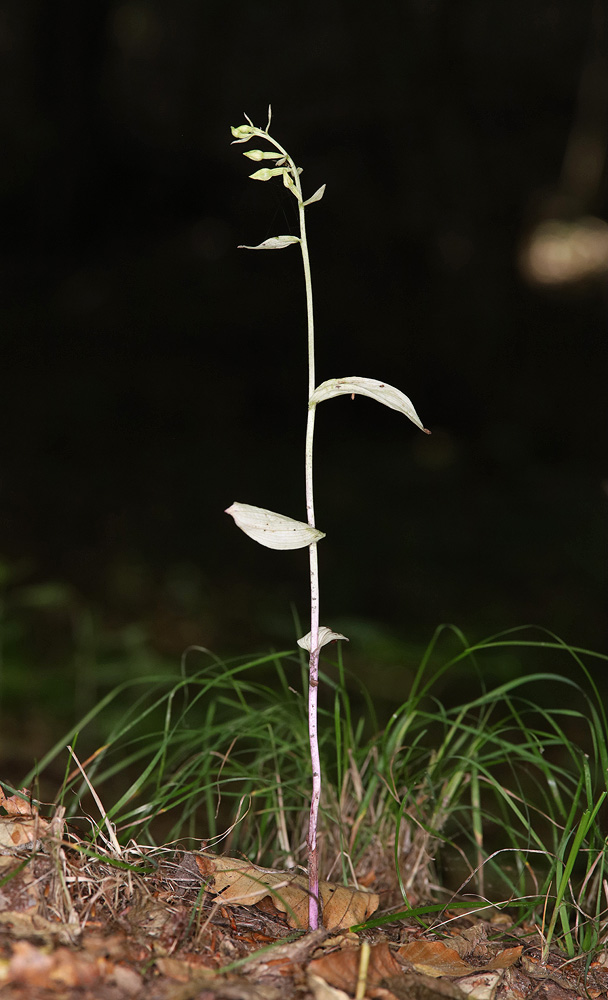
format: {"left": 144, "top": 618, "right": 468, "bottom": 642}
{"left": 303, "top": 184, "right": 326, "bottom": 207}
{"left": 297, "top": 627, "right": 349, "bottom": 653}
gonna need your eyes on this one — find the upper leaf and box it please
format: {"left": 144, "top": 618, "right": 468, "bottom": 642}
{"left": 309, "top": 376, "right": 430, "bottom": 433}
{"left": 225, "top": 502, "right": 325, "bottom": 550}
{"left": 238, "top": 236, "right": 301, "bottom": 250}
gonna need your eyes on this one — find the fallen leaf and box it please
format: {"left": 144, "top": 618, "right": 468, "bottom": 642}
{"left": 308, "top": 972, "right": 352, "bottom": 999}
{"left": 0, "top": 788, "right": 55, "bottom": 851}
{"left": 0, "top": 788, "right": 36, "bottom": 817}
{"left": 446, "top": 924, "right": 487, "bottom": 957}
{"left": 485, "top": 948, "right": 523, "bottom": 970}
{"left": 192, "top": 851, "right": 379, "bottom": 930}
{"left": 400, "top": 942, "right": 473, "bottom": 978}
{"left": 107, "top": 963, "right": 143, "bottom": 997}
{"left": 308, "top": 942, "right": 401, "bottom": 994}
{"left": 155, "top": 955, "right": 215, "bottom": 982}
{"left": 399, "top": 941, "right": 522, "bottom": 979}
{"left": 384, "top": 971, "right": 467, "bottom": 1000}
{"left": 0, "top": 910, "right": 81, "bottom": 945}
{"left": 0, "top": 816, "right": 50, "bottom": 850}
{"left": 8, "top": 941, "right": 101, "bottom": 990}
{"left": 456, "top": 971, "right": 501, "bottom": 1000}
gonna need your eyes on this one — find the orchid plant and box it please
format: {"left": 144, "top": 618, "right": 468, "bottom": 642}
{"left": 226, "top": 107, "right": 430, "bottom": 930}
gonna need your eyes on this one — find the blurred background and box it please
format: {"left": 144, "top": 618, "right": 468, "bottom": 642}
{"left": 1, "top": 0, "right": 607, "bottom": 761}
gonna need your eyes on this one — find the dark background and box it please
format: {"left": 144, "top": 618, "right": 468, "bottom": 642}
{"left": 1, "top": 0, "right": 607, "bottom": 704}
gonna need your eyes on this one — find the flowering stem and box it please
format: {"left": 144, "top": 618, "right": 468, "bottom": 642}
{"left": 233, "top": 118, "right": 322, "bottom": 929}
{"left": 296, "top": 153, "right": 322, "bottom": 932}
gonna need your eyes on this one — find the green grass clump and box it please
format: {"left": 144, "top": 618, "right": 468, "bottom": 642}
{"left": 9, "top": 624, "right": 608, "bottom": 959}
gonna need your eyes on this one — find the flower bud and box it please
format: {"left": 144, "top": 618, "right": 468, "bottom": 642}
{"left": 243, "top": 150, "right": 281, "bottom": 162}
{"left": 230, "top": 124, "right": 256, "bottom": 140}
{"left": 248, "top": 167, "right": 286, "bottom": 182}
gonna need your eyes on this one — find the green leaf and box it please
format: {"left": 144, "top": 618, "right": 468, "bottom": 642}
{"left": 225, "top": 502, "right": 325, "bottom": 550}
{"left": 238, "top": 236, "right": 301, "bottom": 250}
{"left": 309, "top": 376, "right": 430, "bottom": 433}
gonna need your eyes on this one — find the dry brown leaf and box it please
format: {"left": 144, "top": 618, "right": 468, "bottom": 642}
{"left": 447, "top": 924, "right": 487, "bottom": 957}
{"left": 0, "top": 910, "right": 80, "bottom": 944}
{"left": 155, "top": 954, "right": 216, "bottom": 982}
{"left": 399, "top": 941, "right": 522, "bottom": 979}
{"left": 383, "top": 971, "right": 467, "bottom": 1000}
{"left": 0, "top": 816, "right": 44, "bottom": 849}
{"left": 308, "top": 973, "right": 352, "bottom": 1000}
{"left": 0, "top": 788, "right": 35, "bottom": 816}
{"left": 8, "top": 940, "right": 101, "bottom": 989}
{"left": 484, "top": 948, "right": 523, "bottom": 970}
{"left": 400, "top": 941, "right": 473, "bottom": 977}
{"left": 192, "top": 851, "right": 379, "bottom": 930}
{"left": 0, "top": 788, "right": 52, "bottom": 849}
{"left": 456, "top": 971, "right": 501, "bottom": 1000}
{"left": 308, "top": 942, "right": 402, "bottom": 994}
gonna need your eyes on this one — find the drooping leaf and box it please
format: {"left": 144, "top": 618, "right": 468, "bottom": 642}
{"left": 297, "top": 626, "right": 349, "bottom": 652}
{"left": 303, "top": 184, "right": 326, "bottom": 207}
{"left": 309, "top": 376, "right": 430, "bottom": 433}
{"left": 238, "top": 235, "right": 301, "bottom": 250}
{"left": 225, "top": 502, "right": 325, "bottom": 550}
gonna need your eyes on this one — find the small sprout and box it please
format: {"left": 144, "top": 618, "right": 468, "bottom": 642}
{"left": 297, "top": 626, "right": 349, "bottom": 653}
{"left": 303, "top": 184, "right": 326, "bottom": 207}
{"left": 238, "top": 235, "right": 301, "bottom": 250}
{"left": 309, "top": 376, "right": 430, "bottom": 433}
{"left": 225, "top": 502, "right": 325, "bottom": 550}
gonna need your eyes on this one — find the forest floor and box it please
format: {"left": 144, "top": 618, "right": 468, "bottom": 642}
{"left": 1, "top": 794, "right": 608, "bottom": 1000}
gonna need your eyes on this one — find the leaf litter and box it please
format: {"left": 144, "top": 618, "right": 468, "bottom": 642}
{"left": 2, "top": 789, "right": 608, "bottom": 1000}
